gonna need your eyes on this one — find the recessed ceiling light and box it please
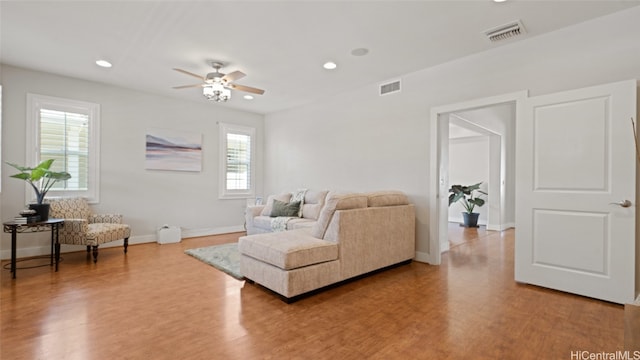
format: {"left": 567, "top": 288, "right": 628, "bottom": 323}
{"left": 323, "top": 61, "right": 337, "bottom": 70}
{"left": 351, "top": 48, "right": 369, "bottom": 56}
{"left": 95, "top": 59, "right": 112, "bottom": 68}
{"left": 493, "top": 0, "right": 507, "bottom": 2}
{"left": 243, "top": 95, "right": 254, "bottom": 100}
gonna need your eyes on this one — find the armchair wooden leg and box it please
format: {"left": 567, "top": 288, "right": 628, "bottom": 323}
{"left": 92, "top": 246, "right": 99, "bottom": 263}
{"left": 86, "top": 245, "right": 91, "bottom": 253}
{"left": 124, "top": 238, "right": 129, "bottom": 254}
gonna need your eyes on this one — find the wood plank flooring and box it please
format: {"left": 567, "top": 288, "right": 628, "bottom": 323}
{"left": 1, "top": 228, "right": 624, "bottom": 359}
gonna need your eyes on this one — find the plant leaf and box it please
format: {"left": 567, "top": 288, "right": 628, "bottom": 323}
{"left": 448, "top": 192, "right": 465, "bottom": 206}
{"left": 469, "top": 198, "right": 485, "bottom": 207}
{"left": 6, "top": 162, "right": 30, "bottom": 172}
{"left": 449, "top": 182, "right": 487, "bottom": 209}
{"left": 10, "top": 173, "right": 30, "bottom": 180}
{"left": 466, "top": 182, "right": 482, "bottom": 192}
{"left": 30, "top": 168, "right": 46, "bottom": 181}
{"left": 36, "top": 159, "right": 54, "bottom": 170}
{"left": 46, "top": 172, "right": 72, "bottom": 181}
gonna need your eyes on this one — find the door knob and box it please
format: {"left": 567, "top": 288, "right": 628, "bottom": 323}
{"left": 609, "top": 200, "right": 632, "bottom": 208}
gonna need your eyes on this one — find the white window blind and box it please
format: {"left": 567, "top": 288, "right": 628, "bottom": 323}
{"left": 39, "top": 109, "right": 89, "bottom": 191}
{"left": 226, "top": 132, "right": 251, "bottom": 190}
{"left": 219, "top": 123, "right": 255, "bottom": 199}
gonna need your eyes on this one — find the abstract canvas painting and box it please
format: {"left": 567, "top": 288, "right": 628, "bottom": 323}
{"left": 145, "top": 129, "right": 202, "bottom": 172}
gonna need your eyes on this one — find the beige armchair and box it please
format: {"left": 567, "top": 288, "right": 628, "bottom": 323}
{"left": 48, "top": 197, "right": 131, "bottom": 263}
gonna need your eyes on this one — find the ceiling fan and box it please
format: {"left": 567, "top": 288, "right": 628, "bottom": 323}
{"left": 172, "top": 62, "right": 265, "bottom": 102}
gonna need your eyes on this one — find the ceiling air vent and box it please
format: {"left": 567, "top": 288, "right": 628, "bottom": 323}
{"left": 380, "top": 79, "right": 401, "bottom": 96}
{"left": 484, "top": 20, "right": 526, "bottom": 42}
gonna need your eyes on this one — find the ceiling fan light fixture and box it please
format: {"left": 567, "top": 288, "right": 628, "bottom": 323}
{"left": 174, "top": 62, "right": 263, "bottom": 102}
{"left": 211, "top": 82, "right": 224, "bottom": 91}
{"left": 203, "top": 83, "right": 231, "bottom": 102}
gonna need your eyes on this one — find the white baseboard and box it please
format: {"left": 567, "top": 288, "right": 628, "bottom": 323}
{"left": 487, "top": 222, "right": 516, "bottom": 231}
{"left": 414, "top": 250, "right": 442, "bottom": 265}
{"left": 440, "top": 241, "right": 450, "bottom": 253}
{"left": 502, "top": 222, "right": 516, "bottom": 230}
{"left": 0, "top": 225, "right": 245, "bottom": 260}
{"left": 449, "top": 218, "right": 512, "bottom": 231}
{"left": 0, "top": 244, "right": 53, "bottom": 261}
{"left": 448, "top": 217, "right": 488, "bottom": 226}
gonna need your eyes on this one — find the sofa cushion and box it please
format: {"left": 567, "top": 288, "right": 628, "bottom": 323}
{"left": 239, "top": 229, "right": 338, "bottom": 270}
{"left": 271, "top": 200, "right": 301, "bottom": 217}
{"left": 301, "top": 190, "right": 329, "bottom": 220}
{"left": 261, "top": 193, "right": 293, "bottom": 216}
{"left": 367, "top": 191, "right": 409, "bottom": 207}
{"left": 286, "top": 218, "right": 316, "bottom": 230}
{"left": 310, "top": 192, "right": 368, "bottom": 239}
{"left": 253, "top": 216, "right": 272, "bottom": 230}
{"left": 253, "top": 216, "right": 315, "bottom": 231}
{"left": 86, "top": 223, "right": 131, "bottom": 245}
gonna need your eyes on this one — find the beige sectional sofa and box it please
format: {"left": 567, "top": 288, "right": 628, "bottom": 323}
{"left": 245, "top": 189, "right": 329, "bottom": 235}
{"left": 239, "top": 191, "right": 415, "bottom": 301}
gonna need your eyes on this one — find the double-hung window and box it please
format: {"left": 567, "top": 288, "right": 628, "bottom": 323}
{"left": 219, "top": 122, "right": 255, "bottom": 199}
{"left": 26, "top": 94, "right": 100, "bottom": 203}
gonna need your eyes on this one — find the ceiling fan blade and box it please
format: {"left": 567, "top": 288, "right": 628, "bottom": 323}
{"left": 172, "top": 84, "right": 203, "bottom": 89}
{"left": 222, "top": 70, "right": 246, "bottom": 83}
{"left": 173, "top": 68, "right": 205, "bottom": 81}
{"left": 229, "top": 84, "right": 265, "bottom": 95}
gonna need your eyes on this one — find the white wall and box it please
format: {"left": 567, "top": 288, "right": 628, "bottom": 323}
{"left": 448, "top": 136, "right": 489, "bottom": 225}
{"left": 263, "top": 7, "right": 640, "bottom": 260}
{"left": 0, "top": 65, "right": 264, "bottom": 259}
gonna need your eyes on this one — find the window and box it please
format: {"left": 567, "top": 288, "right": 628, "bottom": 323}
{"left": 219, "top": 123, "right": 255, "bottom": 199}
{"left": 27, "top": 94, "right": 100, "bottom": 203}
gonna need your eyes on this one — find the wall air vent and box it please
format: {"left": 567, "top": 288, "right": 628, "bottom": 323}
{"left": 484, "top": 20, "right": 526, "bottom": 42}
{"left": 380, "top": 79, "right": 401, "bottom": 96}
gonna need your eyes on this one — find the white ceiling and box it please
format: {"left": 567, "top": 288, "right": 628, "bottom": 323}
{"left": 1, "top": 1, "right": 638, "bottom": 115}
{"left": 450, "top": 103, "right": 513, "bottom": 139}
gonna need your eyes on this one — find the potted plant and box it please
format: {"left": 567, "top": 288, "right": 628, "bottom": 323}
{"left": 448, "top": 182, "right": 487, "bottom": 228}
{"left": 6, "top": 159, "right": 72, "bottom": 221}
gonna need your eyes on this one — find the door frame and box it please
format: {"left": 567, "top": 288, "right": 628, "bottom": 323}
{"left": 425, "top": 90, "right": 527, "bottom": 265}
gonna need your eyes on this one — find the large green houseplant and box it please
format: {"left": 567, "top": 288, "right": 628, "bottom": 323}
{"left": 448, "top": 182, "right": 487, "bottom": 227}
{"left": 7, "top": 159, "right": 71, "bottom": 220}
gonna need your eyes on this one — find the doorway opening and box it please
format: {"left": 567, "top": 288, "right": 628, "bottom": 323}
{"left": 447, "top": 114, "right": 498, "bottom": 250}
{"left": 427, "top": 91, "right": 527, "bottom": 265}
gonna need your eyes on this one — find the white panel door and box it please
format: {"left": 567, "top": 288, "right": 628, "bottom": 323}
{"left": 515, "top": 80, "right": 637, "bottom": 304}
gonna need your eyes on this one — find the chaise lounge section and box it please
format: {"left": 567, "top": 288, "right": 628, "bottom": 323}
{"left": 239, "top": 191, "right": 415, "bottom": 301}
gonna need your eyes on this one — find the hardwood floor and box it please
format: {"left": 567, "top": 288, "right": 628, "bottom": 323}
{"left": 1, "top": 228, "right": 624, "bottom": 359}
{"left": 448, "top": 222, "right": 493, "bottom": 249}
